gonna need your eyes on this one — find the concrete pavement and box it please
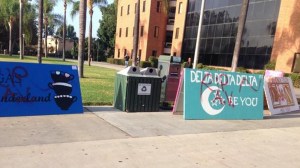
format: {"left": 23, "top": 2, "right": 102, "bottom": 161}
{"left": 0, "top": 106, "right": 300, "bottom": 167}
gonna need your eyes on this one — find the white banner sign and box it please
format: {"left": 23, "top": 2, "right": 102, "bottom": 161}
{"left": 264, "top": 77, "right": 299, "bottom": 115}
{"left": 138, "top": 83, "right": 151, "bottom": 95}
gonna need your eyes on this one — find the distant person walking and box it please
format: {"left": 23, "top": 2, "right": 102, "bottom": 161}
{"left": 124, "top": 53, "right": 130, "bottom": 67}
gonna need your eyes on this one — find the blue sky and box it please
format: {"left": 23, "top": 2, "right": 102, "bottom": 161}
{"left": 53, "top": 0, "right": 114, "bottom": 38}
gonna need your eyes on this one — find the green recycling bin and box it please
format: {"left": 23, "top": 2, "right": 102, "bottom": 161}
{"left": 114, "top": 66, "right": 161, "bottom": 112}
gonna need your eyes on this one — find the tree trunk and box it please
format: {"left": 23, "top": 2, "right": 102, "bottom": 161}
{"left": 78, "top": 0, "right": 87, "bottom": 78}
{"left": 132, "top": 0, "right": 140, "bottom": 67}
{"left": 37, "top": 0, "right": 43, "bottom": 63}
{"left": 63, "top": 0, "right": 66, "bottom": 61}
{"left": 231, "top": 0, "right": 249, "bottom": 72}
{"left": 8, "top": 21, "right": 12, "bottom": 56}
{"left": 88, "top": 9, "right": 93, "bottom": 66}
{"left": 19, "top": 0, "right": 24, "bottom": 59}
{"left": 44, "top": 22, "right": 48, "bottom": 58}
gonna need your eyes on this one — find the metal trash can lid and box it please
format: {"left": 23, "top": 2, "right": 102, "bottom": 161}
{"left": 117, "top": 66, "right": 142, "bottom": 76}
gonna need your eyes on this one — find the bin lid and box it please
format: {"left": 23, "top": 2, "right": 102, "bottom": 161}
{"left": 117, "top": 66, "right": 142, "bottom": 76}
{"left": 140, "top": 67, "right": 160, "bottom": 78}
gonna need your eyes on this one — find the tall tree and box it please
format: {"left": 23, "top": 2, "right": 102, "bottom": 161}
{"left": 97, "top": 2, "right": 116, "bottom": 58}
{"left": 37, "top": 0, "right": 43, "bottom": 63}
{"left": 62, "top": 0, "right": 74, "bottom": 61}
{"left": 87, "top": 0, "right": 107, "bottom": 66}
{"left": 23, "top": 2, "right": 38, "bottom": 46}
{"left": 132, "top": 0, "right": 168, "bottom": 66}
{"left": 78, "top": 0, "right": 87, "bottom": 78}
{"left": 132, "top": 0, "right": 140, "bottom": 67}
{"left": 56, "top": 25, "right": 77, "bottom": 39}
{"left": 0, "top": 0, "right": 19, "bottom": 56}
{"left": 43, "top": 0, "right": 63, "bottom": 58}
{"left": 231, "top": 0, "right": 249, "bottom": 72}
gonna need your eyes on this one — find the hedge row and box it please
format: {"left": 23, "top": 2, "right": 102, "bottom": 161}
{"left": 107, "top": 58, "right": 300, "bottom": 88}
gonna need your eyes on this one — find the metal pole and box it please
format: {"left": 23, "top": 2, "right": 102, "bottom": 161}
{"left": 23, "top": 34, "right": 25, "bottom": 56}
{"left": 193, "top": 0, "right": 206, "bottom": 69}
{"left": 19, "top": 0, "right": 24, "bottom": 59}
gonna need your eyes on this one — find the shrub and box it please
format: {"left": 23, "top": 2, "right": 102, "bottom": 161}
{"left": 235, "top": 67, "right": 251, "bottom": 73}
{"left": 107, "top": 58, "right": 114, "bottom": 64}
{"left": 264, "top": 61, "right": 276, "bottom": 70}
{"left": 113, "top": 59, "right": 124, "bottom": 65}
{"left": 139, "top": 61, "right": 152, "bottom": 68}
{"left": 182, "top": 61, "right": 192, "bottom": 68}
{"left": 148, "top": 56, "right": 158, "bottom": 68}
{"left": 286, "top": 73, "right": 300, "bottom": 88}
{"left": 254, "top": 70, "right": 265, "bottom": 75}
{"left": 196, "top": 63, "right": 206, "bottom": 69}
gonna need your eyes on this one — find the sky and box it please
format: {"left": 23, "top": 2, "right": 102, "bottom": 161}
{"left": 53, "top": 0, "right": 114, "bottom": 38}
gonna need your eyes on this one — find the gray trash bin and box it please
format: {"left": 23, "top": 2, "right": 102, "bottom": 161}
{"left": 114, "top": 66, "right": 161, "bottom": 112}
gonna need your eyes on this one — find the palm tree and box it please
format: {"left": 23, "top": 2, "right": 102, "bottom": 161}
{"left": 0, "top": 0, "right": 19, "bottom": 56}
{"left": 43, "top": 0, "right": 62, "bottom": 58}
{"left": 231, "top": 0, "right": 249, "bottom": 72}
{"left": 37, "top": 0, "right": 43, "bottom": 63}
{"left": 132, "top": 0, "right": 168, "bottom": 66}
{"left": 132, "top": 0, "right": 140, "bottom": 67}
{"left": 78, "top": 0, "right": 87, "bottom": 78}
{"left": 62, "top": 0, "right": 74, "bottom": 61}
{"left": 87, "top": 0, "right": 107, "bottom": 66}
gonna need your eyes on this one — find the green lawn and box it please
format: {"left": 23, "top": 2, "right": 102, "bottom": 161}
{"left": 0, "top": 55, "right": 117, "bottom": 105}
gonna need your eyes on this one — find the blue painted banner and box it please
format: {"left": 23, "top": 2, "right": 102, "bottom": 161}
{"left": 0, "top": 62, "right": 83, "bottom": 117}
{"left": 184, "top": 69, "right": 264, "bottom": 120}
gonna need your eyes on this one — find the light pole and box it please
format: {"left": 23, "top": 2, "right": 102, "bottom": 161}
{"left": 19, "top": 0, "right": 24, "bottom": 59}
{"left": 22, "top": 34, "right": 25, "bottom": 56}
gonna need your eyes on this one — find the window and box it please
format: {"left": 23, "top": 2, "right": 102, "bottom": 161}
{"left": 119, "top": 28, "right": 122, "bottom": 37}
{"left": 131, "top": 49, "right": 133, "bottom": 59}
{"left": 152, "top": 50, "right": 157, "bottom": 57}
{"left": 124, "top": 49, "right": 127, "bottom": 57}
{"left": 120, "top": 6, "right": 123, "bottom": 16}
{"left": 154, "top": 26, "right": 159, "bottom": 38}
{"left": 127, "top": 5, "right": 130, "bottom": 15}
{"left": 175, "top": 28, "right": 179, "bottom": 39}
{"left": 135, "top": 3, "right": 137, "bottom": 14}
{"left": 133, "top": 27, "right": 135, "bottom": 36}
{"left": 141, "top": 26, "right": 144, "bottom": 37}
{"left": 178, "top": 2, "right": 183, "bottom": 14}
{"left": 126, "top": 27, "right": 128, "bottom": 37}
{"left": 142, "top": 1, "right": 146, "bottom": 12}
{"left": 157, "top": 1, "right": 162, "bottom": 13}
{"left": 118, "top": 49, "right": 120, "bottom": 58}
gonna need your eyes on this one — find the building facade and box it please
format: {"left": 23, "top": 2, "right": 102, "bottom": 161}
{"left": 43, "top": 36, "right": 74, "bottom": 54}
{"left": 115, "top": 0, "right": 299, "bottom": 73}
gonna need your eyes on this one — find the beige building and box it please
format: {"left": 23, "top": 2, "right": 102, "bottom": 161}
{"left": 43, "top": 36, "right": 74, "bottom": 54}
{"left": 115, "top": 0, "right": 300, "bottom": 73}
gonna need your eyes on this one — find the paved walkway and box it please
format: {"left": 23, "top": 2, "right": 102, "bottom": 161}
{"left": 0, "top": 107, "right": 300, "bottom": 168}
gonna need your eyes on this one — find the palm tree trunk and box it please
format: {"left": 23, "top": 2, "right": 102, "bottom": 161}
{"left": 88, "top": 9, "right": 93, "bottom": 66}
{"left": 78, "top": 0, "right": 87, "bottom": 78}
{"left": 37, "top": 0, "right": 43, "bottom": 63}
{"left": 231, "top": 0, "right": 249, "bottom": 72}
{"left": 19, "top": 0, "right": 24, "bottom": 59}
{"left": 44, "top": 22, "right": 48, "bottom": 58}
{"left": 8, "top": 21, "right": 12, "bottom": 56}
{"left": 132, "top": 0, "right": 140, "bottom": 67}
{"left": 63, "top": 0, "right": 67, "bottom": 61}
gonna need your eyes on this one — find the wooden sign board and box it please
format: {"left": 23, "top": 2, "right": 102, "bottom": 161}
{"left": 183, "top": 69, "right": 264, "bottom": 120}
{"left": 0, "top": 62, "right": 83, "bottom": 117}
{"left": 264, "top": 77, "right": 299, "bottom": 115}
